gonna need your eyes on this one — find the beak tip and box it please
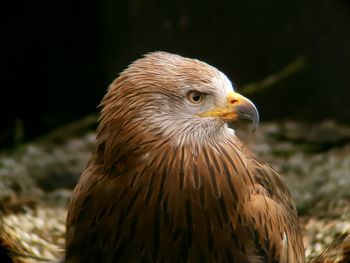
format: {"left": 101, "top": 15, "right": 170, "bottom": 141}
{"left": 252, "top": 122, "right": 258, "bottom": 133}
{"left": 253, "top": 112, "right": 259, "bottom": 132}
{"left": 250, "top": 116, "right": 259, "bottom": 133}
{"left": 237, "top": 105, "right": 259, "bottom": 133}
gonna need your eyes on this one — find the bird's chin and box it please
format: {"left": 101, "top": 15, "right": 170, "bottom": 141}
{"left": 227, "top": 121, "right": 235, "bottom": 130}
{"left": 227, "top": 119, "right": 256, "bottom": 134}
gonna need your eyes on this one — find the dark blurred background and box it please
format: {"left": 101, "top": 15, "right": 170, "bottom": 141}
{"left": 2, "top": 0, "right": 350, "bottom": 148}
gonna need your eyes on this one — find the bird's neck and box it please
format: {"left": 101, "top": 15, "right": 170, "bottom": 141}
{"left": 94, "top": 119, "right": 246, "bottom": 189}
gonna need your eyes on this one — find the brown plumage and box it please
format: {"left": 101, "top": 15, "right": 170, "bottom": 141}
{"left": 65, "top": 52, "right": 305, "bottom": 262}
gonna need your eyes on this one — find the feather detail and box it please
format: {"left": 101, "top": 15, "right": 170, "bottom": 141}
{"left": 65, "top": 52, "right": 305, "bottom": 263}
{"left": 66, "top": 133, "right": 305, "bottom": 262}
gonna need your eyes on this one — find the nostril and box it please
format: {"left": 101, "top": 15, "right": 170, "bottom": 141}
{"left": 230, "top": 99, "right": 238, "bottom": 104}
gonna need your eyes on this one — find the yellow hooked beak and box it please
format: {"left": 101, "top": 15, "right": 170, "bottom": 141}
{"left": 198, "top": 91, "right": 259, "bottom": 131}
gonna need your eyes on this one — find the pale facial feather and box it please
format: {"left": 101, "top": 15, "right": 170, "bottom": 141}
{"left": 101, "top": 52, "right": 236, "bottom": 147}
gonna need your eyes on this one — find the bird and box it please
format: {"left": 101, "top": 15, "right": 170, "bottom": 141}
{"left": 65, "top": 52, "right": 306, "bottom": 263}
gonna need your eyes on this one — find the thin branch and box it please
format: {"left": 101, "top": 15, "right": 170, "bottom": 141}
{"left": 241, "top": 56, "right": 306, "bottom": 95}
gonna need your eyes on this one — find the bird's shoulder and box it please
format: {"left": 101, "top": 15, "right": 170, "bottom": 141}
{"left": 232, "top": 139, "right": 305, "bottom": 262}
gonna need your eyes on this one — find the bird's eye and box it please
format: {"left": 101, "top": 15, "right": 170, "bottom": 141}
{"left": 187, "top": 91, "right": 205, "bottom": 104}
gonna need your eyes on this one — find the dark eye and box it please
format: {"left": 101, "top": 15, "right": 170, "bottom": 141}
{"left": 187, "top": 91, "right": 205, "bottom": 104}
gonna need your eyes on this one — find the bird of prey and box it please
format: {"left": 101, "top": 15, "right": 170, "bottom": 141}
{"left": 65, "top": 52, "right": 305, "bottom": 263}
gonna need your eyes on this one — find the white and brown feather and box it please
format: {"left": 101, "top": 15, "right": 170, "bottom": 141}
{"left": 65, "top": 52, "right": 305, "bottom": 263}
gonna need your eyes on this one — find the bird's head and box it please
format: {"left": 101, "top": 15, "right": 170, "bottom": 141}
{"left": 100, "top": 52, "right": 259, "bottom": 146}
